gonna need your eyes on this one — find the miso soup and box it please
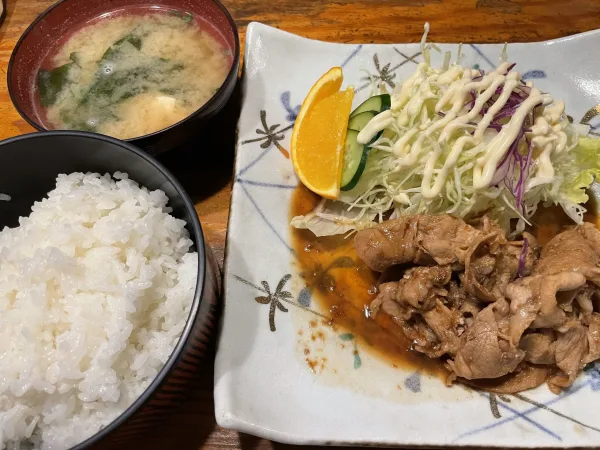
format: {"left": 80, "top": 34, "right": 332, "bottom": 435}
{"left": 36, "top": 12, "right": 231, "bottom": 139}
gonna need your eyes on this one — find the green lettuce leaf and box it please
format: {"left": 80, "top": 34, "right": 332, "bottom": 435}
{"left": 561, "top": 136, "right": 600, "bottom": 204}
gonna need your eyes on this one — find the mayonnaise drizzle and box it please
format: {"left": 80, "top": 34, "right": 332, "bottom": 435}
{"left": 357, "top": 57, "right": 568, "bottom": 199}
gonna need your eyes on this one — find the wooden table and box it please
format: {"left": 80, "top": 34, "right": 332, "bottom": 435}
{"left": 1, "top": 0, "right": 600, "bottom": 448}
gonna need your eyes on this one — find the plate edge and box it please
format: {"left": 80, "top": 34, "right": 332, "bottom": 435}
{"left": 244, "top": 21, "right": 600, "bottom": 47}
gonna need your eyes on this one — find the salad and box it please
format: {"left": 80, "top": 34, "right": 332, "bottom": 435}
{"left": 292, "top": 25, "right": 600, "bottom": 237}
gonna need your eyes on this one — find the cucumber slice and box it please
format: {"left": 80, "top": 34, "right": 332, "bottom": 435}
{"left": 348, "top": 111, "right": 377, "bottom": 132}
{"left": 350, "top": 94, "right": 391, "bottom": 118}
{"left": 341, "top": 129, "right": 369, "bottom": 191}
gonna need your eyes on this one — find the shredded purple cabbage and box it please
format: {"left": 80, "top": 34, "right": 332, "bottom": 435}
{"left": 494, "top": 102, "right": 540, "bottom": 211}
{"left": 467, "top": 67, "right": 529, "bottom": 122}
{"left": 517, "top": 237, "right": 530, "bottom": 278}
{"left": 490, "top": 153, "right": 511, "bottom": 186}
{"left": 520, "top": 85, "right": 532, "bottom": 95}
{"left": 471, "top": 69, "right": 485, "bottom": 82}
{"left": 464, "top": 90, "right": 477, "bottom": 110}
{"left": 491, "top": 127, "right": 526, "bottom": 188}
{"left": 462, "top": 63, "right": 542, "bottom": 213}
{"left": 442, "top": 63, "right": 540, "bottom": 210}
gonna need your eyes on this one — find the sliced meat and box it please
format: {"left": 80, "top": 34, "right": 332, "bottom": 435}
{"left": 548, "top": 323, "right": 589, "bottom": 393}
{"left": 355, "top": 214, "right": 600, "bottom": 394}
{"left": 534, "top": 223, "right": 600, "bottom": 284}
{"left": 370, "top": 266, "right": 458, "bottom": 358}
{"left": 519, "top": 331, "right": 556, "bottom": 364}
{"left": 446, "top": 281, "right": 484, "bottom": 321}
{"left": 505, "top": 272, "right": 586, "bottom": 345}
{"left": 420, "top": 300, "right": 462, "bottom": 357}
{"left": 369, "top": 282, "right": 398, "bottom": 318}
{"left": 574, "top": 288, "right": 596, "bottom": 314}
{"left": 584, "top": 314, "right": 600, "bottom": 364}
{"left": 465, "top": 233, "right": 538, "bottom": 303}
{"left": 545, "top": 314, "right": 600, "bottom": 393}
{"left": 461, "top": 363, "right": 550, "bottom": 394}
{"left": 370, "top": 266, "right": 452, "bottom": 315}
{"left": 447, "top": 301, "right": 525, "bottom": 380}
{"left": 354, "top": 215, "right": 485, "bottom": 272}
{"left": 391, "top": 265, "right": 451, "bottom": 309}
{"left": 504, "top": 224, "right": 600, "bottom": 391}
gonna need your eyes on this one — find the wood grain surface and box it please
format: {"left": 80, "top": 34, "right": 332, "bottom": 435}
{"left": 1, "top": 0, "right": 600, "bottom": 448}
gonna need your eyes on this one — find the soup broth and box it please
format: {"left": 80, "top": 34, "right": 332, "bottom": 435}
{"left": 37, "top": 12, "right": 231, "bottom": 139}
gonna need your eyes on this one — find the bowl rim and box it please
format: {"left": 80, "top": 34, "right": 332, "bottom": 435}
{"left": 0, "top": 130, "right": 208, "bottom": 449}
{"left": 0, "top": 0, "right": 6, "bottom": 28}
{"left": 7, "top": 0, "right": 241, "bottom": 143}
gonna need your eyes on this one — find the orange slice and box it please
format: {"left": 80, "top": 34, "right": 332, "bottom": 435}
{"left": 291, "top": 67, "right": 354, "bottom": 200}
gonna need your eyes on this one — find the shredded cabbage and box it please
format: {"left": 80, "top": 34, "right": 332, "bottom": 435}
{"left": 292, "top": 32, "right": 600, "bottom": 237}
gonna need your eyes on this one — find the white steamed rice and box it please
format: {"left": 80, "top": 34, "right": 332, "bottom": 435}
{"left": 0, "top": 172, "right": 197, "bottom": 449}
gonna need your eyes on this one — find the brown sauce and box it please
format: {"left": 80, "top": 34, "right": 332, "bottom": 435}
{"left": 290, "top": 184, "right": 599, "bottom": 377}
{"left": 291, "top": 185, "right": 447, "bottom": 377}
{"left": 528, "top": 203, "right": 597, "bottom": 246}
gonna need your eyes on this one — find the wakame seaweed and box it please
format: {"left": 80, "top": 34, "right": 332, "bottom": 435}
{"left": 168, "top": 10, "right": 193, "bottom": 23}
{"left": 99, "top": 34, "right": 142, "bottom": 62}
{"left": 56, "top": 34, "right": 186, "bottom": 130}
{"left": 37, "top": 33, "right": 144, "bottom": 109}
{"left": 78, "top": 57, "right": 184, "bottom": 108}
{"left": 37, "top": 53, "right": 79, "bottom": 107}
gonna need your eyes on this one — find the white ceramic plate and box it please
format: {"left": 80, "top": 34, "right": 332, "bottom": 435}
{"left": 215, "top": 22, "right": 600, "bottom": 447}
